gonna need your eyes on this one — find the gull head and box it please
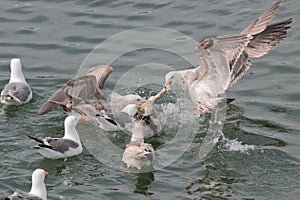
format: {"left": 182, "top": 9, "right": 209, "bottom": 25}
{"left": 30, "top": 168, "right": 48, "bottom": 200}
{"left": 121, "top": 94, "right": 144, "bottom": 105}
{"left": 164, "top": 71, "right": 185, "bottom": 92}
{"left": 10, "top": 58, "right": 22, "bottom": 71}
{"left": 32, "top": 168, "right": 49, "bottom": 183}
{"left": 64, "top": 115, "right": 85, "bottom": 128}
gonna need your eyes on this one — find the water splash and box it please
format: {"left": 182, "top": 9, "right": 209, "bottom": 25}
{"left": 223, "top": 136, "right": 255, "bottom": 153}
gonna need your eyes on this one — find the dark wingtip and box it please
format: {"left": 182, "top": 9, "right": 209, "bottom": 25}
{"left": 226, "top": 98, "right": 235, "bottom": 104}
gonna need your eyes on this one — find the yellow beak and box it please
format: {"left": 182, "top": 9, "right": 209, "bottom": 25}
{"left": 45, "top": 171, "right": 49, "bottom": 177}
{"left": 137, "top": 102, "right": 146, "bottom": 111}
{"left": 78, "top": 116, "right": 85, "bottom": 122}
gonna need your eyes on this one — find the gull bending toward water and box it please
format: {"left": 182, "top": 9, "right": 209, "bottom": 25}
{"left": 28, "top": 115, "right": 84, "bottom": 159}
{"left": 132, "top": 88, "right": 166, "bottom": 138}
{"left": 1, "top": 58, "right": 32, "bottom": 105}
{"left": 164, "top": 0, "right": 292, "bottom": 113}
{"left": 1, "top": 169, "right": 48, "bottom": 200}
{"left": 95, "top": 104, "right": 137, "bottom": 132}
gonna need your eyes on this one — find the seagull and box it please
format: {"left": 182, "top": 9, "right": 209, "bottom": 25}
{"left": 122, "top": 92, "right": 167, "bottom": 170}
{"left": 1, "top": 169, "right": 48, "bottom": 200}
{"left": 95, "top": 104, "right": 138, "bottom": 132}
{"left": 164, "top": 0, "right": 292, "bottom": 113}
{"left": 122, "top": 130, "right": 155, "bottom": 170}
{"left": 37, "top": 65, "right": 111, "bottom": 116}
{"left": 28, "top": 115, "right": 84, "bottom": 159}
{"left": 1, "top": 58, "right": 32, "bottom": 105}
{"left": 132, "top": 88, "right": 166, "bottom": 138}
{"left": 37, "top": 65, "right": 144, "bottom": 117}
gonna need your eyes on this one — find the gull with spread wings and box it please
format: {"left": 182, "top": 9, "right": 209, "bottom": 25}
{"left": 164, "top": 0, "right": 292, "bottom": 113}
{"left": 37, "top": 65, "right": 144, "bottom": 117}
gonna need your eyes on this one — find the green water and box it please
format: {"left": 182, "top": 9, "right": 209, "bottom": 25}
{"left": 0, "top": 0, "right": 299, "bottom": 199}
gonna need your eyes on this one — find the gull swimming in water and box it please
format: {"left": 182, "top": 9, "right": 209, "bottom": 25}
{"left": 1, "top": 58, "right": 32, "bottom": 105}
{"left": 95, "top": 104, "right": 138, "bottom": 132}
{"left": 1, "top": 169, "right": 48, "bottom": 200}
{"left": 122, "top": 140, "right": 155, "bottom": 170}
{"left": 164, "top": 0, "right": 292, "bottom": 113}
{"left": 122, "top": 127, "right": 155, "bottom": 170}
{"left": 121, "top": 90, "right": 167, "bottom": 170}
{"left": 37, "top": 65, "right": 144, "bottom": 117}
{"left": 28, "top": 115, "right": 84, "bottom": 159}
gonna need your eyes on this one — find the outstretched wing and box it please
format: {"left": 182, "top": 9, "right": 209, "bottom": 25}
{"left": 240, "top": 0, "right": 281, "bottom": 36}
{"left": 37, "top": 75, "right": 98, "bottom": 115}
{"left": 244, "top": 18, "right": 292, "bottom": 58}
{"left": 86, "top": 65, "right": 113, "bottom": 89}
{"left": 229, "top": 18, "right": 291, "bottom": 87}
{"left": 38, "top": 65, "right": 113, "bottom": 115}
{"left": 195, "top": 34, "right": 251, "bottom": 96}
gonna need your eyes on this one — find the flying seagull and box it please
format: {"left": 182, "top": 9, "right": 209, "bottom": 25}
{"left": 164, "top": 0, "right": 292, "bottom": 113}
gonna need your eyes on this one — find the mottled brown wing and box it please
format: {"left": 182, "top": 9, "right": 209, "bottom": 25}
{"left": 38, "top": 65, "right": 113, "bottom": 115}
{"left": 37, "top": 75, "right": 98, "bottom": 115}
{"left": 245, "top": 18, "right": 292, "bottom": 58}
{"left": 240, "top": 0, "right": 281, "bottom": 36}
{"left": 195, "top": 34, "right": 251, "bottom": 95}
{"left": 86, "top": 65, "right": 113, "bottom": 89}
{"left": 230, "top": 18, "right": 292, "bottom": 86}
{"left": 229, "top": 52, "right": 252, "bottom": 87}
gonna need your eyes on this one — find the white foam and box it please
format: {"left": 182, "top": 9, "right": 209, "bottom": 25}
{"left": 223, "top": 137, "right": 255, "bottom": 152}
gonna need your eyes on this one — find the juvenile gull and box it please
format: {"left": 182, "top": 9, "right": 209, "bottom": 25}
{"left": 28, "top": 115, "right": 84, "bottom": 159}
{"left": 122, "top": 128, "right": 155, "bottom": 170}
{"left": 37, "top": 65, "right": 112, "bottom": 115}
{"left": 1, "top": 58, "right": 32, "bottom": 105}
{"left": 132, "top": 88, "right": 166, "bottom": 138}
{"left": 1, "top": 169, "right": 48, "bottom": 200}
{"left": 37, "top": 65, "right": 144, "bottom": 117}
{"left": 164, "top": 0, "right": 292, "bottom": 113}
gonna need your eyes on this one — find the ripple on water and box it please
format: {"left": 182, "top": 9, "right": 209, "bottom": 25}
{"left": 0, "top": 0, "right": 300, "bottom": 199}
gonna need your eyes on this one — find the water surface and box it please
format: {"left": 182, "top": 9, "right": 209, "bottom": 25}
{"left": 0, "top": 0, "right": 299, "bottom": 199}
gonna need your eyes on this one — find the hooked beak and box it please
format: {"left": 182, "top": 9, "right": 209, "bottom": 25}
{"left": 164, "top": 80, "right": 172, "bottom": 92}
{"left": 137, "top": 102, "right": 146, "bottom": 111}
{"left": 44, "top": 171, "right": 49, "bottom": 177}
